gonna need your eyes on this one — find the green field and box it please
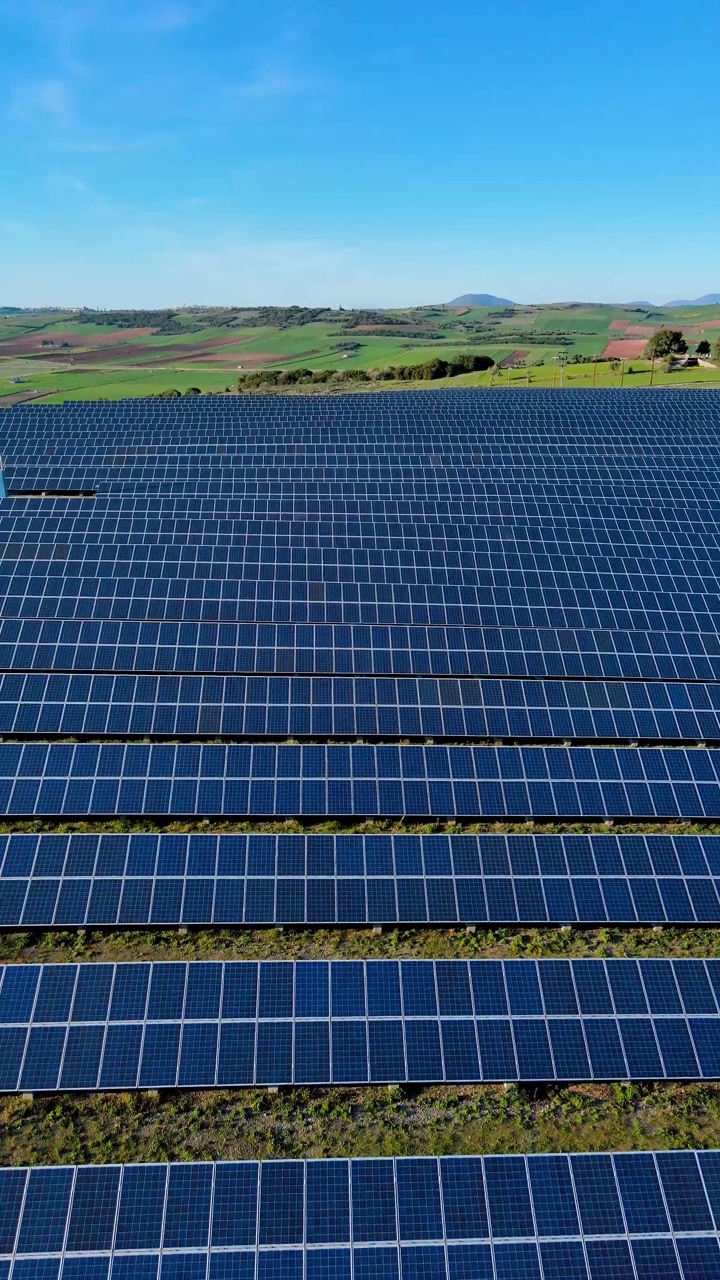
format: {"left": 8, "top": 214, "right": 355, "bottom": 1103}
{"left": 2, "top": 302, "right": 718, "bottom": 402}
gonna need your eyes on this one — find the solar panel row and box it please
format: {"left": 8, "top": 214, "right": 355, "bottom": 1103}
{"left": 4, "top": 832, "right": 720, "bottom": 927}
{"left": 5, "top": 621, "right": 720, "bottom": 683}
{"left": 5, "top": 832, "right": 715, "bottom": 879}
{"left": 2, "top": 1152, "right": 720, "bottom": 1280}
{"left": 6, "top": 589, "right": 720, "bottom": 656}
{"left": 7, "top": 503, "right": 720, "bottom": 533}
{"left": 12, "top": 480, "right": 720, "bottom": 511}
{"left": 0, "top": 673, "right": 718, "bottom": 742}
{"left": 5, "top": 573, "right": 720, "bottom": 640}
{"left": 7, "top": 501, "right": 720, "bottom": 543}
{"left": 6, "top": 511, "right": 713, "bottom": 547}
{"left": 5, "top": 868, "right": 720, "bottom": 927}
{"left": 3, "top": 958, "right": 720, "bottom": 1088}
{"left": 2, "top": 629, "right": 720, "bottom": 684}
{"left": 0, "top": 742, "right": 717, "bottom": 816}
{"left": 5, "top": 541, "right": 720, "bottom": 587}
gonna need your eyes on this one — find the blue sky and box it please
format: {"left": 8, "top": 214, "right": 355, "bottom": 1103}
{"left": 2, "top": 0, "right": 719, "bottom": 307}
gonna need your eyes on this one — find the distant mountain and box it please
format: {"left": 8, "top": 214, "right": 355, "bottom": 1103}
{"left": 662, "top": 294, "right": 720, "bottom": 307}
{"left": 625, "top": 301, "right": 655, "bottom": 308}
{"left": 446, "top": 293, "right": 514, "bottom": 306}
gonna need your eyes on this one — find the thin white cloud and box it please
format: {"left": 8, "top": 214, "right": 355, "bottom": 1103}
{"left": 46, "top": 172, "right": 90, "bottom": 194}
{"left": 49, "top": 131, "right": 178, "bottom": 155}
{"left": 1, "top": 0, "right": 203, "bottom": 35}
{"left": 148, "top": 237, "right": 359, "bottom": 305}
{"left": 10, "top": 77, "right": 73, "bottom": 125}
{"left": 120, "top": 3, "right": 203, "bottom": 33}
{"left": 230, "top": 63, "right": 329, "bottom": 103}
{"left": 0, "top": 218, "right": 37, "bottom": 237}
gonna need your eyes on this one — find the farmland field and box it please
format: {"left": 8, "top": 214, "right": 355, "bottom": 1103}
{"left": 2, "top": 302, "right": 719, "bottom": 402}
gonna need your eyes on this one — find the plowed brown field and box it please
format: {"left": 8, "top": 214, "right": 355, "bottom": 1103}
{"left": 499, "top": 349, "right": 530, "bottom": 368}
{"left": 602, "top": 339, "right": 649, "bottom": 358}
{"left": 0, "top": 328, "right": 156, "bottom": 356}
{"left": 23, "top": 335, "right": 267, "bottom": 365}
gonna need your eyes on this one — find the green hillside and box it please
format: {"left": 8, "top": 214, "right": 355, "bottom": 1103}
{"left": 1, "top": 302, "right": 719, "bottom": 402}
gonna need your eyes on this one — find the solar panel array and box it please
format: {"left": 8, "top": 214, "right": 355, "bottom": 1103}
{"left": 3, "top": 392, "right": 720, "bottom": 921}
{"left": 3, "top": 833, "right": 720, "bottom": 926}
{"left": 2, "top": 672, "right": 720, "bottom": 741}
{"left": 4, "top": 958, "right": 720, "bottom": 1090}
{"left": 1, "top": 741, "right": 720, "bottom": 818}
{"left": 3, "top": 1153, "right": 720, "bottom": 1280}
{"left": 6, "top": 392, "right": 720, "bottom": 1256}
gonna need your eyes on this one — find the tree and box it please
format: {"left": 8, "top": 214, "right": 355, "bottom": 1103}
{"left": 183, "top": 386, "right": 202, "bottom": 395}
{"left": 445, "top": 352, "right": 494, "bottom": 375}
{"left": 644, "top": 329, "right": 687, "bottom": 358}
{"left": 697, "top": 339, "right": 711, "bottom": 357}
{"left": 712, "top": 338, "right": 720, "bottom": 364}
{"left": 418, "top": 358, "right": 450, "bottom": 380}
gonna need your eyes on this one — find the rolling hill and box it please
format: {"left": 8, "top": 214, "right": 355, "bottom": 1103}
{"left": 1, "top": 299, "right": 719, "bottom": 402}
{"left": 663, "top": 294, "right": 720, "bottom": 306}
{"left": 446, "top": 293, "right": 514, "bottom": 306}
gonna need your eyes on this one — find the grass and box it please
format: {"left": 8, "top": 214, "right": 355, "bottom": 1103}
{"left": 4, "top": 1081, "right": 720, "bottom": 1165}
{"left": 2, "top": 817, "right": 719, "bottom": 837}
{"left": 25, "top": 359, "right": 716, "bottom": 403}
{"left": 4, "top": 924, "right": 720, "bottom": 967}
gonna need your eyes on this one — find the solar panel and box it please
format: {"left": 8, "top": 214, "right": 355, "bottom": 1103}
{"left": 3, "top": 958, "right": 720, "bottom": 1089}
{"left": 2, "top": 1151, "right": 720, "bottom": 1279}
{"left": 4, "top": 572, "right": 720, "bottom": 641}
{"left": 0, "top": 672, "right": 717, "bottom": 742}
{"left": 3, "top": 617, "right": 720, "bottom": 682}
{"left": 4, "top": 573, "right": 717, "bottom": 645}
{"left": 0, "top": 742, "right": 716, "bottom": 817}
{"left": 1, "top": 832, "right": 720, "bottom": 927}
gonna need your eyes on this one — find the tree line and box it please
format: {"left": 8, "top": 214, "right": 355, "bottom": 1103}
{"left": 237, "top": 353, "right": 495, "bottom": 391}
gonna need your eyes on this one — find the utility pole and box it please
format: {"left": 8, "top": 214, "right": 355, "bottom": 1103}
{"left": 620, "top": 359, "right": 626, "bottom": 388}
{"left": 649, "top": 355, "right": 655, "bottom": 387}
{"left": 592, "top": 358, "right": 598, "bottom": 388}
